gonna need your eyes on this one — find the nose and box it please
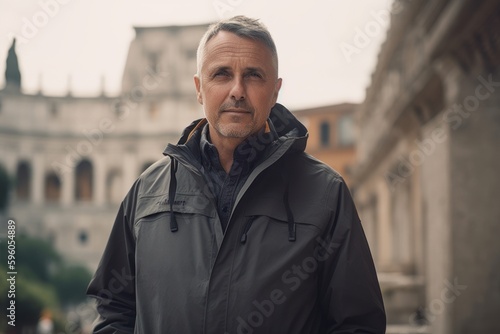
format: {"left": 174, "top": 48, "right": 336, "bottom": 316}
{"left": 230, "top": 78, "right": 245, "bottom": 101}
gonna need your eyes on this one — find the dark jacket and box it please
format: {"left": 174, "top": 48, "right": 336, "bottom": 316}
{"left": 87, "top": 103, "right": 386, "bottom": 334}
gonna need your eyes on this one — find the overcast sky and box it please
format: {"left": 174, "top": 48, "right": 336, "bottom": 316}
{"left": 0, "top": 0, "right": 393, "bottom": 109}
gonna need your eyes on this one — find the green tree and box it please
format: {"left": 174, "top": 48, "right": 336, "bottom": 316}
{"left": 0, "top": 235, "right": 92, "bottom": 332}
{"left": 0, "top": 164, "right": 10, "bottom": 212}
{"left": 53, "top": 264, "right": 93, "bottom": 306}
{"left": 16, "top": 234, "right": 61, "bottom": 282}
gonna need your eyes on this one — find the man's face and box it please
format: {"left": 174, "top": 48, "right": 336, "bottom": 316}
{"left": 194, "top": 31, "right": 282, "bottom": 141}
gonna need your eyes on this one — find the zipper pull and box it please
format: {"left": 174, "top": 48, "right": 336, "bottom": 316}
{"left": 240, "top": 216, "right": 256, "bottom": 244}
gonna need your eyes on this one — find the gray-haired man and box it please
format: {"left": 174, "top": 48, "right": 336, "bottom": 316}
{"left": 87, "top": 15, "right": 386, "bottom": 334}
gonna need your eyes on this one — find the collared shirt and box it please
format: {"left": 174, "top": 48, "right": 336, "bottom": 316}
{"left": 199, "top": 122, "right": 278, "bottom": 231}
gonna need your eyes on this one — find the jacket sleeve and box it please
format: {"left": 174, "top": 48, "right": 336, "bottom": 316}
{"left": 86, "top": 188, "right": 138, "bottom": 334}
{"left": 319, "top": 179, "right": 386, "bottom": 334}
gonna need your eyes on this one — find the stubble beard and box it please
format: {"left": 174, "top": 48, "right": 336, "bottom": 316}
{"left": 214, "top": 100, "right": 256, "bottom": 138}
{"left": 214, "top": 115, "right": 256, "bottom": 138}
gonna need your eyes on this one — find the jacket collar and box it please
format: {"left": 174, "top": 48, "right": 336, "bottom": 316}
{"left": 164, "top": 103, "right": 308, "bottom": 157}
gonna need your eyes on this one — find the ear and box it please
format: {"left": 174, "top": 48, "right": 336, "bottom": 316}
{"left": 272, "top": 78, "right": 283, "bottom": 104}
{"left": 194, "top": 75, "right": 203, "bottom": 105}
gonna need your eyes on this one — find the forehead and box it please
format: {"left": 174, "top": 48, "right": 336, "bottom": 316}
{"left": 202, "top": 31, "right": 275, "bottom": 70}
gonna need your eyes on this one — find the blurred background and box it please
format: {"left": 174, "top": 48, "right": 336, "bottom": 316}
{"left": 0, "top": 0, "right": 499, "bottom": 333}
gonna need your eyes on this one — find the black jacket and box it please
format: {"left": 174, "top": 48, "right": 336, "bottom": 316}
{"left": 87, "top": 103, "right": 386, "bottom": 333}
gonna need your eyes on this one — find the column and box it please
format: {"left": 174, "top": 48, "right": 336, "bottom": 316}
{"left": 376, "top": 177, "right": 392, "bottom": 270}
{"left": 61, "top": 157, "right": 74, "bottom": 206}
{"left": 32, "top": 154, "right": 44, "bottom": 205}
{"left": 93, "top": 155, "right": 106, "bottom": 206}
{"left": 122, "top": 152, "right": 137, "bottom": 195}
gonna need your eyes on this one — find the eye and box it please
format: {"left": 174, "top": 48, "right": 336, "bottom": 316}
{"left": 245, "top": 70, "right": 264, "bottom": 80}
{"left": 212, "top": 69, "right": 230, "bottom": 78}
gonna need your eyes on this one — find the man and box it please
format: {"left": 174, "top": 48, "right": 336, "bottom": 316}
{"left": 87, "top": 15, "right": 386, "bottom": 334}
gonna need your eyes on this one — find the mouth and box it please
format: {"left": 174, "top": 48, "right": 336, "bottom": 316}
{"left": 222, "top": 108, "right": 251, "bottom": 113}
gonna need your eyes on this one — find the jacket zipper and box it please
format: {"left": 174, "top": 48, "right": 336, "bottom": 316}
{"left": 240, "top": 216, "right": 257, "bottom": 244}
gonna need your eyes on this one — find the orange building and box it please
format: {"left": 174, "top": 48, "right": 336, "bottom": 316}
{"left": 292, "top": 103, "right": 357, "bottom": 186}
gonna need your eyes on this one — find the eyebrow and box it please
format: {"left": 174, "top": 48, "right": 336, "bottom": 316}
{"left": 210, "top": 66, "right": 230, "bottom": 73}
{"left": 244, "top": 67, "right": 265, "bottom": 74}
{"left": 208, "top": 65, "right": 266, "bottom": 74}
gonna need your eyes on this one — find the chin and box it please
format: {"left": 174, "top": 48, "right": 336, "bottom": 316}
{"left": 217, "top": 125, "right": 253, "bottom": 139}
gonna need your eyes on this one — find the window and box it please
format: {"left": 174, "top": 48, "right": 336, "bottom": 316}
{"left": 337, "top": 115, "right": 354, "bottom": 147}
{"left": 78, "top": 230, "right": 89, "bottom": 245}
{"left": 16, "top": 161, "right": 31, "bottom": 201}
{"left": 75, "top": 160, "right": 93, "bottom": 201}
{"left": 320, "top": 121, "right": 330, "bottom": 147}
{"left": 44, "top": 172, "right": 61, "bottom": 202}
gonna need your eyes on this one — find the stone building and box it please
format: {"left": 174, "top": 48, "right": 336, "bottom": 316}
{"left": 293, "top": 103, "right": 357, "bottom": 186}
{"left": 0, "top": 23, "right": 208, "bottom": 270}
{"left": 352, "top": 1, "right": 500, "bottom": 333}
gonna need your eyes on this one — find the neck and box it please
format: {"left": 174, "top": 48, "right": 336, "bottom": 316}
{"left": 209, "top": 131, "right": 245, "bottom": 173}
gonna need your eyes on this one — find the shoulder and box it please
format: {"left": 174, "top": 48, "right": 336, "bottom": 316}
{"left": 118, "top": 156, "right": 173, "bottom": 226}
{"left": 136, "top": 156, "right": 172, "bottom": 196}
{"left": 121, "top": 156, "right": 171, "bottom": 206}
{"left": 139, "top": 156, "right": 171, "bottom": 180}
{"left": 281, "top": 152, "right": 352, "bottom": 210}
{"left": 285, "top": 152, "right": 344, "bottom": 185}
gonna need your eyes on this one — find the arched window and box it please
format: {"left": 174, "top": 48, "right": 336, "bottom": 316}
{"left": 16, "top": 161, "right": 31, "bottom": 201}
{"left": 337, "top": 115, "right": 354, "bottom": 147}
{"left": 75, "top": 160, "right": 93, "bottom": 201}
{"left": 44, "top": 172, "right": 61, "bottom": 202}
{"left": 320, "top": 121, "right": 330, "bottom": 147}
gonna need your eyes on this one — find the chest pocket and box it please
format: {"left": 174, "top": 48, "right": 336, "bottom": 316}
{"left": 134, "top": 193, "right": 216, "bottom": 239}
{"left": 240, "top": 194, "right": 325, "bottom": 244}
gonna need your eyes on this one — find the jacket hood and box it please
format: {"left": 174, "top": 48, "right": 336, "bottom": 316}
{"left": 172, "top": 103, "right": 308, "bottom": 153}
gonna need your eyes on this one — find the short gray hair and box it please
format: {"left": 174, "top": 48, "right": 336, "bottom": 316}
{"left": 196, "top": 15, "right": 278, "bottom": 76}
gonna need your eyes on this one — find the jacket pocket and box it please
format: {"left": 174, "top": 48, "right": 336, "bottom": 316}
{"left": 133, "top": 192, "right": 216, "bottom": 241}
{"left": 241, "top": 194, "right": 324, "bottom": 240}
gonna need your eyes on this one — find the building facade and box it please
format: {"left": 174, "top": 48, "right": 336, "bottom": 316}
{"left": 293, "top": 103, "right": 357, "bottom": 186}
{"left": 353, "top": 1, "right": 500, "bottom": 333}
{"left": 0, "top": 24, "right": 208, "bottom": 271}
